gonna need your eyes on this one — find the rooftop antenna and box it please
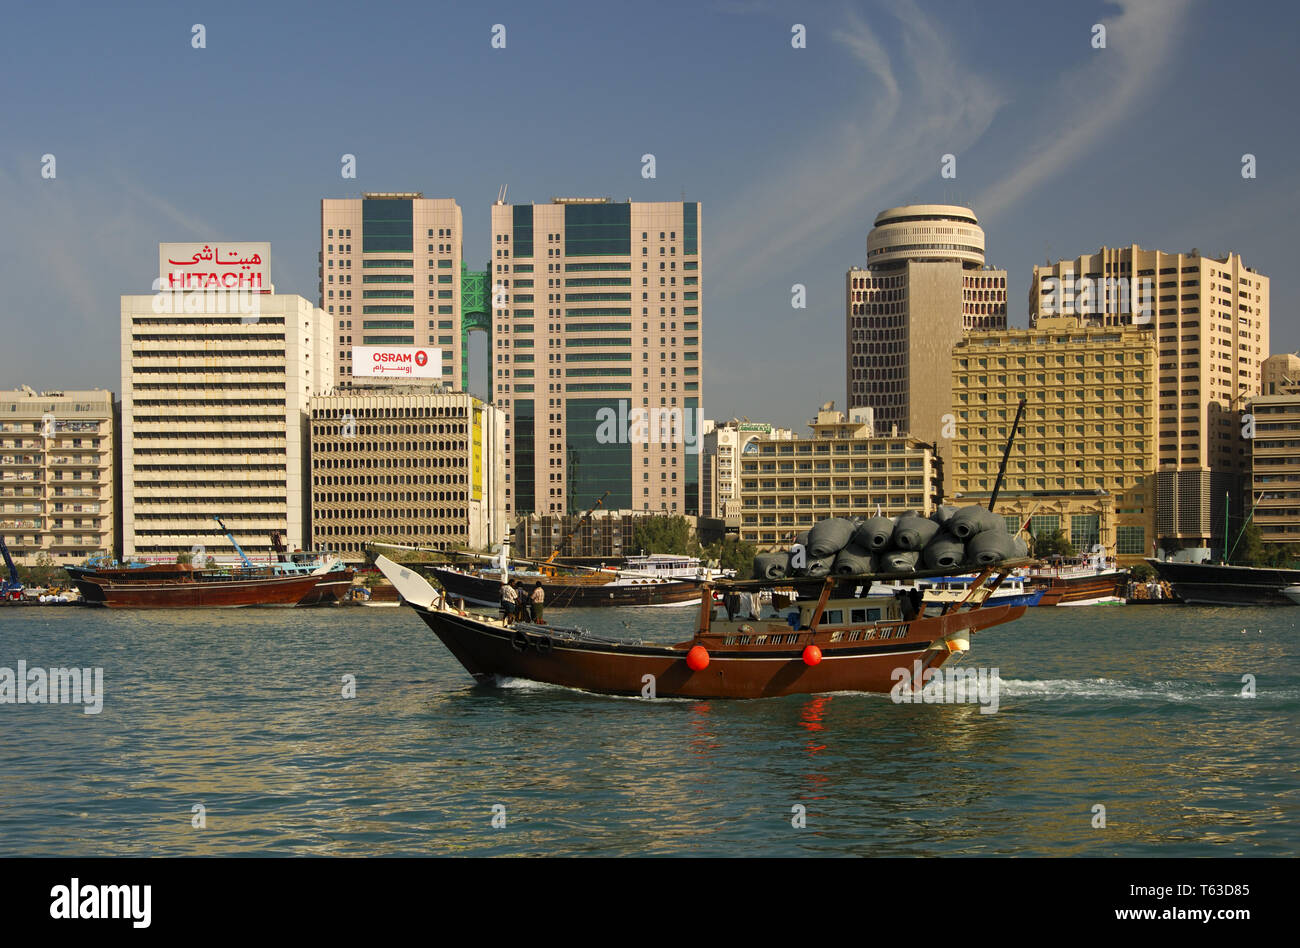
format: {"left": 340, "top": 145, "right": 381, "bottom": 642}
{"left": 496, "top": 184, "right": 508, "bottom": 205}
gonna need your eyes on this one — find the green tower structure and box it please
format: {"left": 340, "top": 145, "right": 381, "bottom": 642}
{"left": 460, "top": 261, "right": 492, "bottom": 397}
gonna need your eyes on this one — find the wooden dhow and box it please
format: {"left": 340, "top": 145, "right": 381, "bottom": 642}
{"left": 375, "top": 554, "right": 1035, "bottom": 700}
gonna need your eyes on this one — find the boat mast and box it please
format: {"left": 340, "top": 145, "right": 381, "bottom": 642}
{"left": 988, "top": 397, "right": 1028, "bottom": 513}
{"left": 1223, "top": 491, "right": 1231, "bottom": 563}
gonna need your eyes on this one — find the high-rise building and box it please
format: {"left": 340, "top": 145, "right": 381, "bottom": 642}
{"left": 1247, "top": 353, "right": 1300, "bottom": 546}
{"left": 1029, "top": 246, "right": 1269, "bottom": 548}
{"left": 846, "top": 204, "right": 1007, "bottom": 496}
{"left": 120, "top": 244, "right": 333, "bottom": 559}
{"left": 309, "top": 387, "right": 505, "bottom": 559}
{"left": 0, "top": 387, "right": 118, "bottom": 565}
{"left": 739, "top": 402, "right": 941, "bottom": 550}
{"left": 950, "top": 317, "right": 1158, "bottom": 566}
{"left": 490, "top": 197, "right": 703, "bottom": 518}
{"left": 320, "top": 194, "right": 476, "bottom": 391}
{"left": 702, "top": 419, "right": 795, "bottom": 520}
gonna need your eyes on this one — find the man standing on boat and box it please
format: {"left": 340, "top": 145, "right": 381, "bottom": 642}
{"left": 500, "top": 579, "right": 518, "bottom": 625}
{"left": 531, "top": 582, "right": 546, "bottom": 624}
{"left": 512, "top": 580, "right": 529, "bottom": 622}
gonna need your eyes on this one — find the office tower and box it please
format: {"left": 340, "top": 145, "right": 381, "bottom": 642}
{"left": 309, "top": 387, "right": 506, "bottom": 558}
{"left": 1029, "top": 246, "right": 1269, "bottom": 548}
{"left": 490, "top": 197, "right": 702, "bottom": 518}
{"left": 320, "top": 194, "right": 469, "bottom": 390}
{"left": 846, "top": 204, "right": 1007, "bottom": 496}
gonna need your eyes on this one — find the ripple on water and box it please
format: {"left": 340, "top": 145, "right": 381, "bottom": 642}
{"left": 0, "top": 603, "right": 1296, "bottom": 855}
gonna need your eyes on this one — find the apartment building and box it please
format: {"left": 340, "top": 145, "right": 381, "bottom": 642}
{"left": 1248, "top": 353, "right": 1300, "bottom": 545}
{"left": 701, "top": 419, "right": 795, "bottom": 520}
{"left": 0, "top": 387, "right": 117, "bottom": 565}
{"left": 739, "top": 402, "right": 940, "bottom": 550}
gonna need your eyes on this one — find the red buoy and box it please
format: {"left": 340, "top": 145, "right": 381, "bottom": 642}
{"left": 802, "top": 645, "right": 823, "bottom": 666}
{"left": 686, "top": 645, "right": 710, "bottom": 671}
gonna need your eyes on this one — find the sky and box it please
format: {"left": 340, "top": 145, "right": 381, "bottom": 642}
{"left": 1, "top": 0, "right": 1297, "bottom": 434}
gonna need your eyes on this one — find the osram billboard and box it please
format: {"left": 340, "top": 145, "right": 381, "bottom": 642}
{"left": 351, "top": 345, "right": 441, "bottom": 379}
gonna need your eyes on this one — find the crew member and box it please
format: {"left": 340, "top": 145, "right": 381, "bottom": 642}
{"left": 500, "top": 579, "right": 518, "bottom": 625}
{"left": 531, "top": 581, "right": 546, "bottom": 624}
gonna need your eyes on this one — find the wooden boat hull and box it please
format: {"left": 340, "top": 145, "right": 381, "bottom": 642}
{"left": 409, "top": 602, "right": 1024, "bottom": 699}
{"left": 430, "top": 567, "right": 703, "bottom": 609}
{"left": 1028, "top": 572, "right": 1125, "bottom": 606}
{"left": 1147, "top": 559, "right": 1300, "bottom": 606}
{"left": 74, "top": 571, "right": 347, "bottom": 608}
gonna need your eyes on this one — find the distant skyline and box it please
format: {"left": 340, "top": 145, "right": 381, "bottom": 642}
{"left": 2, "top": 0, "right": 1297, "bottom": 434}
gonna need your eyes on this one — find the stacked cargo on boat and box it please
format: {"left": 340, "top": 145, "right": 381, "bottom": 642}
{"left": 753, "top": 504, "right": 1027, "bottom": 579}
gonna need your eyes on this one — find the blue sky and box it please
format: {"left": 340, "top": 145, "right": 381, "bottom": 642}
{"left": 1, "top": 0, "right": 1297, "bottom": 433}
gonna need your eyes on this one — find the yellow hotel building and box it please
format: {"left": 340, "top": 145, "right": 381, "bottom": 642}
{"left": 950, "top": 317, "right": 1157, "bottom": 565}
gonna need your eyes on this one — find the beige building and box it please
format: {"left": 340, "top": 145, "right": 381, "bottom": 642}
{"left": 121, "top": 254, "right": 333, "bottom": 560}
{"left": 0, "top": 387, "right": 118, "bottom": 565}
{"left": 490, "top": 197, "right": 702, "bottom": 519}
{"left": 320, "top": 194, "right": 465, "bottom": 389}
{"left": 702, "top": 419, "right": 795, "bottom": 520}
{"left": 309, "top": 388, "right": 505, "bottom": 559}
{"left": 1247, "top": 353, "right": 1300, "bottom": 545}
{"left": 951, "top": 317, "right": 1158, "bottom": 566}
{"left": 739, "top": 402, "right": 941, "bottom": 550}
{"left": 1029, "top": 246, "right": 1269, "bottom": 547}
{"left": 846, "top": 204, "right": 1007, "bottom": 496}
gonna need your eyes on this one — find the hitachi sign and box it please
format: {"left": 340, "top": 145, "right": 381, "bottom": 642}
{"left": 164, "top": 271, "right": 265, "bottom": 289}
{"left": 158, "top": 242, "right": 272, "bottom": 293}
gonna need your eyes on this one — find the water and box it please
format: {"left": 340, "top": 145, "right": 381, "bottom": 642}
{"left": 1, "top": 603, "right": 1295, "bottom": 856}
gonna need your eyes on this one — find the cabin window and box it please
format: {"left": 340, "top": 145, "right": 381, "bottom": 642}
{"left": 865, "top": 608, "right": 882, "bottom": 621}
{"left": 850, "top": 608, "right": 866, "bottom": 622}
{"left": 824, "top": 610, "right": 843, "bottom": 624}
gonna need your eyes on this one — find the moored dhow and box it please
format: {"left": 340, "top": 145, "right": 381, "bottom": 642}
{"left": 429, "top": 563, "right": 705, "bottom": 609}
{"left": 68, "top": 518, "right": 355, "bottom": 607}
{"left": 375, "top": 554, "right": 1033, "bottom": 700}
{"left": 72, "top": 565, "right": 352, "bottom": 608}
{"left": 1146, "top": 558, "right": 1300, "bottom": 606}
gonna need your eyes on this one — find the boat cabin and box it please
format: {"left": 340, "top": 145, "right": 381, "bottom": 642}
{"left": 703, "top": 594, "right": 908, "bottom": 648}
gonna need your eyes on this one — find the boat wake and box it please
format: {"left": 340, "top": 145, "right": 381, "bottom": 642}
{"left": 487, "top": 675, "right": 699, "bottom": 702}
{"left": 993, "top": 675, "right": 1294, "bottom": 703}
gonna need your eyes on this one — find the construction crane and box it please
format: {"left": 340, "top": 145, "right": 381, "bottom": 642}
{"left": 0, "top": 535, "right": 24, "bottom": 600}
{"left": 541, "top": 490, "right": 610, "bottom": 575}
{"left": 214, "top": 517, "right": 254, "bottom": 569}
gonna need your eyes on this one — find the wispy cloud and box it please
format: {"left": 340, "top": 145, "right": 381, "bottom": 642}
{"left": 0, "top": 152, "right": 216, "bottom": 386}
{"left": 974, "top": 0, "right": 1194, "bottom": 221}
{"left": 708, "top": 0, "right": 1004, "bottom": 287}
